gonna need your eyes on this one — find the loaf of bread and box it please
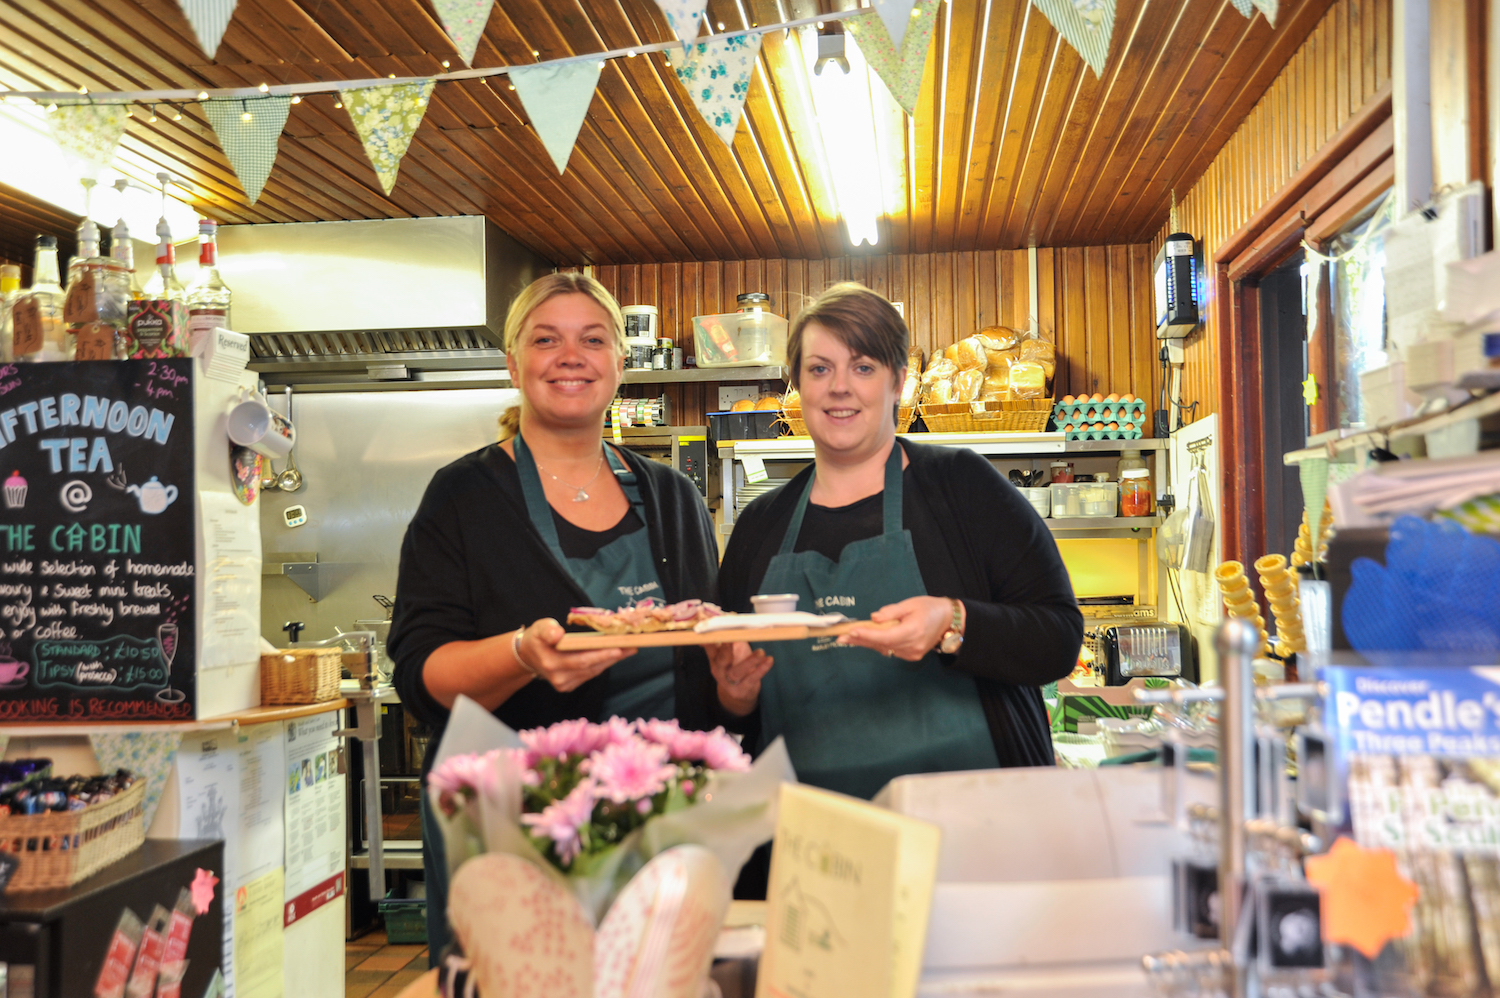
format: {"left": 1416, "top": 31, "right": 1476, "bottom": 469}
{"left": 953, "top": 368, "right": 984, "bottom": 403}
{"left": 984, "top": 345, "right": 1020, "bottom": 374}
{"left": 730, "top": 399, "right": 756, "bottom": 412}
{"left": 923, "top": 379, "right": 958, "bottom": 404}
{"left": 976, "top": 325, "right": 1019, "bottom": 352}
{"left": 781, "top": 388, "right": 800, "bottom": 410}
{"left": 899, "top": 358, "right": 921, "bottom": 407}
{"left": 1008, "top": 360, "right": 1047, "bottom": 399}
{"left": 944, "top": 336, "right": 987, "bottom": 372}
{"left": 755, "top": 396, "right": 782, "bottom": 411}
{"left": 922, "top": 357, "right": 958, "bottom": 385}
{"left": 1019, "top": 338, "right": 1056, "bottom": 380}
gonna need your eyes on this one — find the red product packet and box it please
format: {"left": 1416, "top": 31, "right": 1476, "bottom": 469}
{"left": 94, "top": 908, "right": 144, "bottom": 998}
{"left": 154, "top": 960, "right": 188, "bottom": 998}
{"left": 162, "top": 889, "right": 195, "bottom": 965}
{"left": 125, "top": 905, "right": 170, "bottom": 998}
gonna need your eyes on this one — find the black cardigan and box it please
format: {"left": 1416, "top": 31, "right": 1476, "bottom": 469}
{"left": 715, "top": 438, "right": 1082, "bottom": 768}
{"left": 388, "top": 442, "right": 721, "bottom": 776}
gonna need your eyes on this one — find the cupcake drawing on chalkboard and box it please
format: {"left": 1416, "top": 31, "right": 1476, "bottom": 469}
{"left": 3, "top": 471, "right": 26, "bottom": 510}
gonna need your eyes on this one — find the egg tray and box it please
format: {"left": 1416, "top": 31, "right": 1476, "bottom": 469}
{"left": 1063, "top": 427, "right": 1146, "bottom": 442}
{"left": 1054, "top": 399, "right": 1147, "bottom": 426}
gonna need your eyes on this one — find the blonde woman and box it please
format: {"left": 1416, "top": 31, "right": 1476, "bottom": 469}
{"left": 389, "top": 273, "right": 718, "bottom": 959}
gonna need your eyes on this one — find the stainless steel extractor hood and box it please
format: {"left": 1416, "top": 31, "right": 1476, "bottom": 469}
{"left": 217, "top": 216, "right": 550, "bottom": 387}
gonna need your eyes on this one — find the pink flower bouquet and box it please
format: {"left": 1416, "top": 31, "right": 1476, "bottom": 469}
{"left": 428, "top": 702, "right": 794, "bottom": 998}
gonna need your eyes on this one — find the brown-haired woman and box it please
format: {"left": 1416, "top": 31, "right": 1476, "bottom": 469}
{"left": 389, "top": 272, "right": 719, "bottom": 959}
{"left": 710, "top": 282, "right": 1082, "bottom": 811}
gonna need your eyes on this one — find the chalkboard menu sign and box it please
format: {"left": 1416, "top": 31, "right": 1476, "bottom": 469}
{"left": 0, "top": 359, "right": 196, "bottom": 721}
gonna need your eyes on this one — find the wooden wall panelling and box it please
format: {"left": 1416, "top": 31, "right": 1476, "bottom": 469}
{"left": 1155, "top": 0, "right": 1392, "bottom": 423}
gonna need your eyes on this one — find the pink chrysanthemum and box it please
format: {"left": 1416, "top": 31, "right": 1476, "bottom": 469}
{"left": 519, "top": 718, "right": 596, "bottom": 762}
{"left": 636, "top": 718, "right": 706, "bottom": 761}
{"left": 427, "top": 748, "right": 512, "bottom": 796}
{"left": 699, "top": 728, "right": 752, "bottom": 772}
{"left": 521, "top": 779, "right": 598, "bottom": 864}
{"left": 586, "top": 739, "right": 677, "bottom": 803}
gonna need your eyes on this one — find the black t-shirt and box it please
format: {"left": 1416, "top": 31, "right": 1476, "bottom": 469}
{"left": 551, "top": 507, "right": 644, "bottom": 560}
{"left": 793, "top": 480, "right": 906, "bottom": 561}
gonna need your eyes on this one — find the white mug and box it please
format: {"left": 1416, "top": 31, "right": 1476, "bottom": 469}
{"left": 227, "top": 390, "right": 296, "bottom": 458}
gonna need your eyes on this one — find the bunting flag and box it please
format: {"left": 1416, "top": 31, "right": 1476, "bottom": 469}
{"left": 46, "top": 101, "right": 129, "bottom": 179}
{"left": 868, "top": 0, "right": 921, "bottom": 51}
{"left": 846, "top": 0, "right": 940, "bottom": 117}
{"left": 653, "top": 0, "right": 709, "bottom": 48}
{"left": 341, "top": 80, "right": 435, "bottom": 196}
{"left": 1250, "top": 0, "right": 1279, "bottom": 24}
{"left": 1029, "top": 0, "right": 1116, "bottom": 77}
{"left": 1227, "top": 0, "right": 1255, "bottom": 17}
{"left": 203, "top": 95, "right": 291, "bottom": 205}
{"left": 433, "top": 0, "right": 494, "bottom": 66}
{"left": 509, "top": 61, "right": 602, "bottom": 174}
{"left": 174, "top": 0, "right": 239, "bottom": 57}
{"left": 90, "top": 730, "right": 183, "bottom": 831}
{"left": 674, "top": 33, "right": 762, "bottom": 147}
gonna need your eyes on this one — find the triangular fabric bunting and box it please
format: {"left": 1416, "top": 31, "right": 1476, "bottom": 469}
{"left": 673, "top": 33, "right": 762, "bottom": 147}
{"left": 46, "top": 101, "right": 129, "bottom": 179}
{"left": 174, "top": 0, "right": 239, "bottom": 57}
{"left": 509, "top": 61, "right": 602, "bottom": 174}
{"left": 1250, "top": 0, "right": 1278, "bottom": 24}
{"left": 1227, "top": 0, "right": 1254, "bottom": 17}
{"left": 1029, "top": 0, "right": 1116, "bottom": 77}
{"left": 846, "top": 0, "right": 940, "bottom": 117}
{"left": 341, "top": 80, "right": 435, "bottom": 196}
{"left": 869, "top": 0, "right": 921, "bottom": 52}
{"left": 90, "top": 730, "right": 182, "bottom": 832}
{"left": 433, "top": 0, "right": 494, "bottom": 66}
{"left": 653, "top": 0, "right": 709, "bottom": 48}
{"left": 203, "top": 95, "right": 291, "bottom": 205}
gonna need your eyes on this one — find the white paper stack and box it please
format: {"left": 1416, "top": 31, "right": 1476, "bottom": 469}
{"left": 193, "top": 325, "right": 251, "bottom": 382}
{"left": 1440, "top": 250, "right": 1500, "bottom": 323}
{"left": 1329, "top": 450, "right": 1500, "bottom": 527}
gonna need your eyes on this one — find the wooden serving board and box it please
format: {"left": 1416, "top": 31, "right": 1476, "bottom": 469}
{"left": 556, "top": 618, "right": 891, "bottom": 651}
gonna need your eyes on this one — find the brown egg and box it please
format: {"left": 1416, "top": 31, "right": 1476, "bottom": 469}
{"left": 1086, "top": 409, "right": 1099, "bottom": 420}
{"left": 1061, "top": 394, "right": 1075, "bottom": 405}
{"left": 1063, "top": 423, "right": 1075, "bottom": 433}
{"left": 1090, "top": 392, "right": 1104, "bottom": 403}
{"left": 1091, "top": 422, "right": 1105, "bottom": 431}
{"left": 1105, "top": 393, "right": 1120, "bottom": 403}
{"left": 1123, "top": 421, "right": 1136, "bottom": 431}
{"left": 1121, "top": 393, "right": 1135, "bottom": 403}
{"left": 1108, "top": 421, "right": 1120, "bottom": 430}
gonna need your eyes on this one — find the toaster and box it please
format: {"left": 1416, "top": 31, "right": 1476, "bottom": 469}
{"left": 1102, "top": 623, "right": 1198, "bottom": 685}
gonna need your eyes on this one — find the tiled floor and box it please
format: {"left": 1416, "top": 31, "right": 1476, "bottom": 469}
{"left": 345, "top": 928, "right": 429, "bottom": 998}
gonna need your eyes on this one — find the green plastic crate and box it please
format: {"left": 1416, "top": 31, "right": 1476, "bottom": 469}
{"left": 378, "top": 894, "right": 427, "bottom": 945}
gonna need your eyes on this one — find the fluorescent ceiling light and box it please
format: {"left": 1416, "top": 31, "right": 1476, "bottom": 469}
{"left": 0, "top": 101, "right": 201, "bottom": 245}
{"left": 802, "top": 28, "right": 903, "bottom": 249}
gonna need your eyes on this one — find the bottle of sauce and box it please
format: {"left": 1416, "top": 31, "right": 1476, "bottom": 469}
{"left": 1049, "top": 460, "right": 1074, "bottom": 484}
{"left": 1121, "top": 468, "right": 1152, "bottom": 517}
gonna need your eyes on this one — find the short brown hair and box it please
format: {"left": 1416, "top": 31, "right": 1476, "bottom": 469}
{"left": 787, "top": 282, "right": 909, "bottom": 389}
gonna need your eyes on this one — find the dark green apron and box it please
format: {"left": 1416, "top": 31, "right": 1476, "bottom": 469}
{"left": 756, "top": 441, "right": 998, "bottom": 799}
{"left": 513, "top": 434, "right": 675, "bottom": 722}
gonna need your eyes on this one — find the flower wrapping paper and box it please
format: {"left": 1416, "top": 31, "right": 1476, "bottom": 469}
{"left": 341, "top": 80, "right": 436, "bottom": 196}
{"left": 673, "top": 33, "right": 763, "bottom": 147}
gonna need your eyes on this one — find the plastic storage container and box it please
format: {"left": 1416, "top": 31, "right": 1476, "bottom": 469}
{"left": 692, "top": 310, "right": 788, "bottom": 367}
{"left": 378, "top": 891, "right": 428, "bottom": 944}
{"left": 1050, "top": 481, "right": 1120, "bottom": 518}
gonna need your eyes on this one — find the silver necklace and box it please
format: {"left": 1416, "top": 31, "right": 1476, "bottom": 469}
{"left": 536, "top": 449, "right": 605, "bottom": 502}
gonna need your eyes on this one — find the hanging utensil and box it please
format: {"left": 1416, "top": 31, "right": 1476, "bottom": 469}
{"left": 276, "top": 386, "right": 304, "bottom": 493}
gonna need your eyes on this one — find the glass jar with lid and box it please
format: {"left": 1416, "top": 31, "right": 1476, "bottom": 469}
{"left": 1121, "top": 468, "right": 1152, "bottom": 517}
{"left": 1117, "top": 448, "right": 1146, "bottom": 482}
{"left": 1049, "top": 460, "right": 1074, "bottom": 484}
{"left": 736, "top": 292, "right": 772, "bottom": 362}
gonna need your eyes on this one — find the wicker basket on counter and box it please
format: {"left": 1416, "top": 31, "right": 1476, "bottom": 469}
{"left": 780, "top": 405, "right": 917, "bottom": 437}
{"left": 261, "top": 647, "right": 341, "bottom": 705}
{"left": 918, "top": 398, "right": 1053, "bottom": 433}
{"left": 0, "top": 778, "right": 146, "bottom": 892}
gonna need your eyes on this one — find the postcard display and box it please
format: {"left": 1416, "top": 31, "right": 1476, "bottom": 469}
{"left": 1323, "top": 665, "right": 1500, "bottom": 995}
{"left": 0, "top": 359, "right": 262, "bottom": 721}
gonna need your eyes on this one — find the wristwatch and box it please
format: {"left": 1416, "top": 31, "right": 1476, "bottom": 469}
{"left": 938, "top": 598, "right": 965, "bottom": 654}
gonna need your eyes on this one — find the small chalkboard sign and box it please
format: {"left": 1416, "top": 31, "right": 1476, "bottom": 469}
{"left": 0, "top": 359, "right": 196, "bottom": 721}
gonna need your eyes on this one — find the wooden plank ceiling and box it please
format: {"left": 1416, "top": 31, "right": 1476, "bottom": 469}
{"left": 0, "top": 0, "right": 1337, "bottom": 265}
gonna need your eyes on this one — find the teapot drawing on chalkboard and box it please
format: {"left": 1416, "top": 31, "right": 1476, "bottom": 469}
{"left": 127, "top": 476, "right": 178, "bottom": 515}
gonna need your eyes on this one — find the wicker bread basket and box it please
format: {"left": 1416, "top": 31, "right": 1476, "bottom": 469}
{"left": 918, "top": 398, "right": 1053, "bottom": 433}
{"left": 261, "top": 647, "right": 341, "bottom": 705}
{"left": 780, "top": 405, "right": 917, "bottom": 437}
{"left": 0, "top": 778, "right": 146, "bottom": 892}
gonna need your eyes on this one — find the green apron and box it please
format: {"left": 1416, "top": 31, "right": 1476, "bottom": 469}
{"left": 513, "top": 434, "right": 675, "bottom": 722}
{"left": 756, "top": 440, "right": 998, "bottom": 799}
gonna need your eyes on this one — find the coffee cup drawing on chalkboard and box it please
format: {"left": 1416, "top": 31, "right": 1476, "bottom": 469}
{"left": 0, "top": 657, "right": 27, "bottom": 688}
{"left": 127, "top": 476, "right": 179, "bottom": 514}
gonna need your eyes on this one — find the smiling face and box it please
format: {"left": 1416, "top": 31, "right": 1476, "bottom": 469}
{"left": 507, "top": 292, "right": 625, "bottom": 431}
{"left": 798, "top": 323, "right": 905, "bottom": 460}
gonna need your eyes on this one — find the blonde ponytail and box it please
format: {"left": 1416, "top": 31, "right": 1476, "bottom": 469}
{"left": 498, "top": 405, "right": 522, "bottom": 442}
